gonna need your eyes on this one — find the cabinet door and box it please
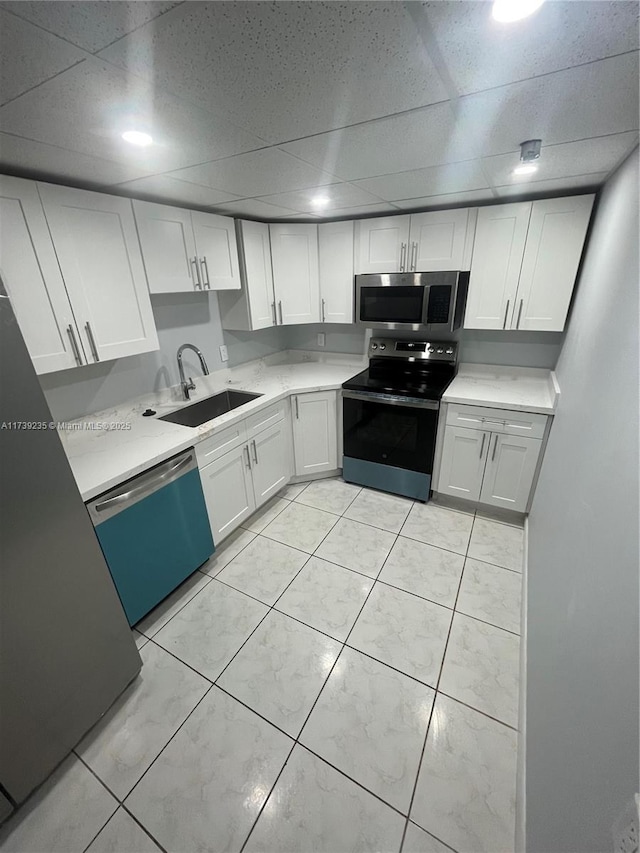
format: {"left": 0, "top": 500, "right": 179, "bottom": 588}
{"left": 479, "top": 434, "right": 541, "bottom": 513}
{"left": 319, "top": 220, "right": 354, "bottom": 324}
{"left": 270, "top": 223, "right": 320, "bottom": 324}
{"left": 514, "top": 195, "right": 594, "bottom": 332}
{"left": 240, "top": 220, "right": 276, "bottom": 328}
{"left": 292, "top": 391, "right": 338, "bottom": 476}
{"left": 436, "top": 426, "right": 489, "bottom": 502}
{"left": 0, "top": 177, "right": 82, "bottom": 373}
{"left": 408, "top": 209, "right": 470, "bottom": 272}
{"left": 200, "top": 444, "right": 255, "bottom": 543}
{"left": 37, "top": 184, "right": 159, "bottom": 363}
{"left": 464, "top": 202, "right": 531, "bottom": 330}
{"left": 191, "top": 211, "right": 241, "bottom": 291}
{"left": 132, "top": 200, "right": 198, "bottom": 294}
{"left": 355, "top": 215, "right": 410, "bottom": 273}
{"left": 249, "top": 421, "right": 292, "bottom": 506}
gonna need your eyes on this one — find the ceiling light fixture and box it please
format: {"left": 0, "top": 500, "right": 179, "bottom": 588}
{"left": 310, "top": 195, "right": 330, "bottom": 208}
{"left": 492, "top": 0, "right": 545, "bottom": 23}
{"left": 513, "top": 163, "right": 539, "bottom": 176}
{"left": 512, "top": 138, "right": 542, "bottom": 177}
{"left": 121, "top": 130, "right": 153, "bottom": 147}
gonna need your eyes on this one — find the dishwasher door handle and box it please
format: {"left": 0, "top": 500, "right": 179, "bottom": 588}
{"left": 91, "top": 453, "right": 194, "bottom": 517}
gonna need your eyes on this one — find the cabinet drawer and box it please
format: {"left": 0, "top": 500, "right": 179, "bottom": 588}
{"left": 446, "top": 404, "right": 547, "bottom": 439}
{"left": 196, "top": 420, "right": 247, "bottom": 466}
{"left": 245, "top": 400, "right": 287, "bottom": 438}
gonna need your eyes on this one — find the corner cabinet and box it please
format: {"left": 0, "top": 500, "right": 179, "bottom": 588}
{"left": 269, "top": 223, "right": 320, "bottom": 324}
{"left": 291, "top": 391, "right": 338, "bottom": 476}
{"left": 318, "top": 220, "right": 354, "bottom": 324}
{"left": 464, "top": 195, "right": 594, "bottom": 332}
{"left": 219, "top": 220, "right": 276, "bottom": 331}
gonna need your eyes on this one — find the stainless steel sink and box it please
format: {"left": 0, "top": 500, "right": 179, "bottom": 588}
{"left": 158, "top": 390, "right": 262, "bottom": 428}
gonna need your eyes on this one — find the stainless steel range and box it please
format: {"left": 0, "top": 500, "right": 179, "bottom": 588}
{"left": 342, "top": 337, "right": 457, "bottom": 501}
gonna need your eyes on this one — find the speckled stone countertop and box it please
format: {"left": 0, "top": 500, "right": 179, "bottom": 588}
{"left": 442, "top": 363, "right": 560, "bottom": 414}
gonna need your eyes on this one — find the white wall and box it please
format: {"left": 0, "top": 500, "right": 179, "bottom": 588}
{"left": 525, "top": 149, "right": 639, "bottom": 852}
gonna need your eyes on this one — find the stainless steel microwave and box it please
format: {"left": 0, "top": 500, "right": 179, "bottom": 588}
{"left": 354, "top": 271, "right": 469, "bottom": 332}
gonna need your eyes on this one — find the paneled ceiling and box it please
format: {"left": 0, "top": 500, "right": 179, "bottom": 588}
{"left": 0, "top": 0, "right": 638, "bottom": 220}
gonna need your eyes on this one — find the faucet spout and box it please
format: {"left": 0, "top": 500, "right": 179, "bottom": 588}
{"left": 177, "top": 343, "right": 209, "bottom": 401}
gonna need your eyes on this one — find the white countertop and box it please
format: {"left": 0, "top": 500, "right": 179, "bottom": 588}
{"left": 60, "top": 351, "right": 366, "bottom": 502}
{"left": 442, "top": 363, "right": 560, "bottom": 414}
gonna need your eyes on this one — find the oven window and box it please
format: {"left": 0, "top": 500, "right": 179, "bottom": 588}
{"left": 343, "top": 397, "right": 438, "bottom": 474}
{"left": 359, "top": 286, "right": 424, "bottom": 324}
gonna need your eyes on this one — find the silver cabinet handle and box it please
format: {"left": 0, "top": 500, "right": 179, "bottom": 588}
{"left": 479, "top": 432, "right": 487, "bottom": 458}
{"left": 491, "top": 433, "right": 499, "bottom": 461}
{"left": 516, "top": 298, "right": 524, "bottom": 329}
{"left": 271, "top": 301, "right": 277, "bottom": 325}
{"left": 399, "top": 242, "right": 407, "bottom": 272}
{"left": 200, "top": 256, "right": 210, "bottom": 289}
{"left": 244, "top": 445, "right": 251, "bottom": 469}
{"left": 67, "top": 324, "right": 83, "bottom": 366}
{"left": 321, "top": 298, "right": 326, "bottom": 322}
{"left": 295, "top": 396, "right": 299, "bottom": 419}
{"left": 251, "top": 439, "right": 258, "bottom": 464}
{"left": 278, "top": 300, "right": 283, "bottom": 324}
{"left": 503, "top": 299, "right": 510, "bottom": 330}
{"left": 191, "top": 257, "right": 202, "bottom": 290}
{"left": 411, "top": 241, "right": 418, "bottom": 271}
{"left": 94, "top": 454, "right": 193, "bottom": 513}
{"left": 85, "top": 322, "right": 99, "bottom": 362}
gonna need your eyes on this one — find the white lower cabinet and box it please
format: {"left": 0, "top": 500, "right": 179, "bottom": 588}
{"left": 200, "top": 444, "right": 256, "bottom": 543}
{"left": 437, "top": 426, "right": 488, "bottom": 503}
{"left": 479, "top": 433, "right": 542, "bottom": 511}
{"left": 291, "top": 391, "right": 338, "bottom": 476}
{"left": 249, "top": 421, "right": 291, "bottom": 504}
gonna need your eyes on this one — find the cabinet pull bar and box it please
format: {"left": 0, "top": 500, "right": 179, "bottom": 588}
{"left": 399, "top": 242, "right": 407, "bottom": 272}
{"left": 244, "top": 445, "right": 251, "bottom": 469}
{"left": 252, "top": 439, "right": 258, "bottom": 464}
{"left": 85, "top": 322, "right": 99, "bottom": 362}
{"left": 200, "top": 256, "right": 211, "bottom": 289}
{"left": 295, "top": 396, "right": 299, "bottom": 419}
{"left": 479, "top": 432, "right": 487, "bottom": 458}
{"left": 411, "top": 242, "right": 418, "bottom": 271}
{"left": 503, "top": 299, "right": 510, "bottom": 330}
{"left": 271, "top": 302, "right": 277, "bottom": 325}
{"left": 491, "top": 434, "right": 499, "bottom": 461}
{"left": 278, "top": 301, "right": 283, "bottom": 324}
{"left": 516, "top": 298, "right": 524, "bottom": 329}
{"left": 321, "top": 298, "right": 326, "bottom": 322}
{"left": 191, "top": 257, "right": 202, "bottom": 289}
{"left": 67, "top": 324, "right": 83, "bottom": 365}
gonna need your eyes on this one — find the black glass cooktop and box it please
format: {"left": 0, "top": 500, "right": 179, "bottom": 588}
{"left": 343, "top": 359, "right": 456, "bottom": 401}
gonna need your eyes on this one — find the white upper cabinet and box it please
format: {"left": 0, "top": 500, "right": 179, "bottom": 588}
{"left": 464, "top": 202, "right": 532, "bottom": 330}
{"left": 408, "top": 209, "right": 474, "bottom": 272}
{"left": 269, "top": 223, "right": 320, "bottom": 325}
{"left": 319, "top": 220, "right": 354, "bottom": 324}
{"left": 0, "top": 176, "right": 82, "bottom": 374}
{"left": 38, "top": 183, "right": 159, "bottom": 363}
{"left": 515, "top": 195, "right": 594, "bottom": 332}
{"left": 191, "top": 211, "right": 241, "bottom": 291}
{"left": 132, "top": 201, "right": 198, "bottom": 294}
{"left": 219, "top": 220, "right": 276, "bottom": 331}
{"left": 465, "top": 194, "right": 594, "bottom": 332}
{"left": 355, "top": 215, "right": 410, "bottom": 273}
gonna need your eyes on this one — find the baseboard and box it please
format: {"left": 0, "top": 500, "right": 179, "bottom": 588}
{"left": 289, "top": 469, "right": 342, "bottom": 484}
{"left": 516, "top": 517, "right": 528, "bottom": 853}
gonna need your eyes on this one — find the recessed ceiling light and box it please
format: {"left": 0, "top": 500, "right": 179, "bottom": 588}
{"left": 513, "top": 163, "right": 539, "bottom": 176}
{"left": 492, "top": 0, "right": 545, "bottom": 23}
{"left": 121, "top": 130, "right": 153, "bottom": 147}
{"left": 311, "top": 195, "right": 330, "bottom": 208}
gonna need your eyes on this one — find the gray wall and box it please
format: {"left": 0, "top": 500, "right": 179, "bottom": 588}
{"left": 525, "top": 149, "right": 639, "bottom": 852}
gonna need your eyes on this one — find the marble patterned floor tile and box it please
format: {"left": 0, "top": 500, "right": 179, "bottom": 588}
{"left": 402, "top": 822, "right": 456, "bottom": 853}
{"left": 217, "top": 611, "right": 341, "bottom": 737}
{"left": 242, "top": 496, "right": 291, "bottom": 534}
{"left": 294, "top": 476, "right": 362, "bottom": 515}
{"left": 85, "top": 808, "right": 161, "bottom": 853}
{"left": 315, "top": 517, "right": 396, "bottom": 578}
{"left": 456, "top": 558, "right": 523, "bottom": 634}
{"left": 0, "top": 755, "right": 116, "bottom": 853}
{"left": 76, "top": 643, "right": 209, "bottom": 800}
{"left": 216, "top": 535, "right": 308, "bottom": 605}
{"left": 126, "top": 688, "right": 292, "bottom": 853}
{"left": 300, "top": 647, "right": 434, "bottom": 813}
{"left": 153, "top": 581, "right": 268, "bottom": 682}
{"left": 278, "top": 480, "right": 309, "bottom": 500}
{"left": 133, "top": 629, "right": 148, "bottom": 650}
{"left": 467, "top": 518, "right": 524, "bottom": 572}
{"left": 401, "top": 504, "right": 473, "bottom": 555}
{"left": 275, "top": 556, "right": 373, "bottom": 641}
{"left": 261, "top": 501, "right": 339, "bottom": 553}
{"left": 135, "top": 570, "right": 212, "bottom": 638}
{"left": 348, "top": 583, "right": 452, "bottom": 686}
{"left": 411, "top": 695, "right": 517, "bottom": 853}
{"left": 379, "top": 537, "right": 464, "bottom": 609}
{"left": 439, "top": 613, "right": 520, "bottom": 728}
{"left": 244, "top": 746, "right": 405, "bottom": 853}
{"left": 474, "top": 507, "right": 524, "bottom": 528}
{"left": 200, "top": 527, "right": 257, "bottom": 577}
{"left": 344, "top": 488, "right": 414, "bottom": 533}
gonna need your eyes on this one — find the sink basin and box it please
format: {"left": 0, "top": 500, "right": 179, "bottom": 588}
{"left": 159, "top": 390, "right": 263, "bottom": 428}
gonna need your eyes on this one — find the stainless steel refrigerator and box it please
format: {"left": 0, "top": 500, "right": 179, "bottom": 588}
{"left": 0, "top": 280, "right": 141, "bottom": 811}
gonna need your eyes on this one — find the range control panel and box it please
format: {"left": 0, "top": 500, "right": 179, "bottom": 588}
{"left": 368, "top": 338, "right": 457, "bottom": 361}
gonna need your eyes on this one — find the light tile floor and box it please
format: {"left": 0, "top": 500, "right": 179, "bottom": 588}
{"left": 0, "top": 478, "right": 524, "bottom": 853}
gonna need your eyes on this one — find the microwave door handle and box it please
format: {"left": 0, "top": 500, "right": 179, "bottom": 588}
{"left": 422, "top": 285, "right": 431, "bottom": 326}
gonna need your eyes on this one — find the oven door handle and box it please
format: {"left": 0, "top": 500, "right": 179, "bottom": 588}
{"left": 342, "top": 390, "right": 439, "bottom": 411}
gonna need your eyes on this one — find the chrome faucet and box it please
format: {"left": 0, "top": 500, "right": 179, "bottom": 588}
{"left": 177, "top": 343, "right": 209, "bottom": 400}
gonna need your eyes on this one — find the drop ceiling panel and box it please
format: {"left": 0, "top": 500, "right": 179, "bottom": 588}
{"left": 170, "top": 149, "right": 341, "bottom": 198}
{"left": 494, "top": 173, "right": 607, "bottom": 198}
{"left": 393, "top": 189, "right": 496, "bottom": 210}
{"left": 212, "top": 198, "right": 302, "bottom": 218}
{"left": 111, "top": 175, "right": 240, "bottom": 207}
{"left": 0, "top": 58, "right": 268, "bottom": 174}
{"left": 0, "top": 1, "right": 182, "bottom": 53}
{"left": 424, "top": 0, "right": 639, "bottom": 96}
{"left": 98, "top": 1, "right": 449, "bottom": 142}
{"left": 257, "top": 182, "right": 385, "bottom": 213}
{"left": 354, "top": 160, "right": 489, "bottom": 202}
{"left": 482, "top": 132, "right": 639, "bottom": 187}
{"left": 0, "top": 9, "right": 86, "bottom": 106}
